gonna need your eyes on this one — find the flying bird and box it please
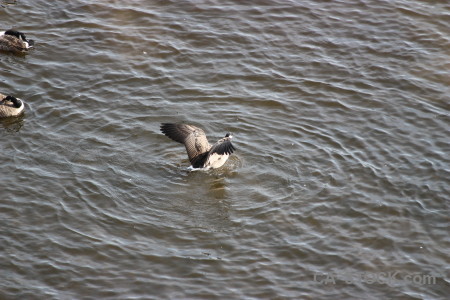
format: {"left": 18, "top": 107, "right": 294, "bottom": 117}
{"left": 160, "top": 123, "right": 235, "bottom": 169}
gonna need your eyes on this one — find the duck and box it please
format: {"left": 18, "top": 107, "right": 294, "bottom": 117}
{"left": 0, "top": 94, "right": 25, "bottom": 117}
{"left": 0, "top": 29, "right": 34, "bottom": 53}
{"left": 160, "top": 123, "right": 235, "bottom": 169}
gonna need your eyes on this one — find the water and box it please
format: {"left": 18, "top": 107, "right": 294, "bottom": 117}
{"left": 1, "top": 0, "right": 449, "bottom": 299}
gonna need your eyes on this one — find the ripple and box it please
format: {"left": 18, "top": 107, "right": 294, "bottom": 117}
{"left": 1, "top": 0, "right": 449, "bottom": 299}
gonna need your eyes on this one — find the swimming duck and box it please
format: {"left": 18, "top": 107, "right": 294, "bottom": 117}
{"left": 0, "top": 94, "right": 25, "bottom": 117}
{"left": 160, "top": 123, "right": 235, "bottom": 169}
{"left": 0, "top": 29, "right": 34, "bottom": 53}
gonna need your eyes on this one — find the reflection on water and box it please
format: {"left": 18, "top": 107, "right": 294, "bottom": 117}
{"left": 208, "top": 177, "right": 227, "bottom": 200}
{"left": 0, "top": 114, "right": 24, "bottom": 133}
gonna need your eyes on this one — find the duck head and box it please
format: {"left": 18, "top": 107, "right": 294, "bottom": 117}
{"left": 4, "top": 95, "right": 22, "bottom": 108}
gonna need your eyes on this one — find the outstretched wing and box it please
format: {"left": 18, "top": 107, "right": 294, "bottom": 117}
{"left": 209, "top": 136, "right": 235, "bottom": 155}
{"left": 200, "top": 136, "right": 235, "bottom": 169}
{"left": 160, "top": 123, "right": 211, "bottom": 164}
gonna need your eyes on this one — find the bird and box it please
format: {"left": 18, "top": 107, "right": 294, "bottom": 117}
{"left": 0, "top": 29, "right": 34, "bottom": 53}
{"left": 160, "top": 123, "right": 235, "bottom": 169}
{"left": 0, "top": 94, "right": 25, "bottom": 117}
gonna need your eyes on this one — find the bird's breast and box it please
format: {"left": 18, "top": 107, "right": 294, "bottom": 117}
{"left": 204, "top": 153, "right": 229, "bottom": 169}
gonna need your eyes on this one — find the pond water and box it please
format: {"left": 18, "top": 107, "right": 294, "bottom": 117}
{"left": 1, "top": 0, "right": 449, "bottom": 299}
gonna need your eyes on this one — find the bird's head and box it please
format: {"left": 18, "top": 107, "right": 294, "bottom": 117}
{"left": 4, "top": 95, "right": 22, "bottom": 108}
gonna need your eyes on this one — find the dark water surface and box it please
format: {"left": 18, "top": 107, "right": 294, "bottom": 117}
{"left": 1, "top": 0, "right": 449, "bottom": 299}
